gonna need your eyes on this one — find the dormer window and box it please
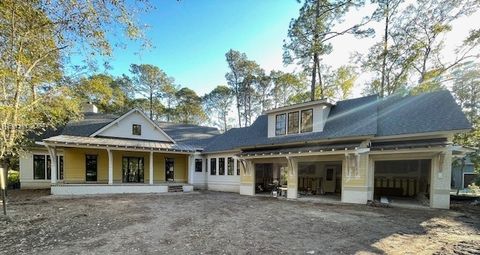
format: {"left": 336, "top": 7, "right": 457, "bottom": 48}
{"left": 301, "top": 109, "right": 313, "bottom": 133}
{"left": 132, "top": 124, "right": 142, "bottom": 136}
{"left": 288, "top": 111, "right": 299, "bottom": 134}
{"left": 275, "top": 114, "right": 286, "bottom": 135}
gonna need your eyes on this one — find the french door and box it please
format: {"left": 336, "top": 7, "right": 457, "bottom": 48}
{"left": 86, "top": 155, "right": 97, "bottom": 182}
{"left": 165, "top": 158, "right": 174, "bottom": 182}
{"left": 122, "top": 157, "right": 144, "bottom": 183}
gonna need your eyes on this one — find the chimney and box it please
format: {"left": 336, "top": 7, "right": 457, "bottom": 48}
{"left": 82, "top": 102, "right": 98, "bottom": 114}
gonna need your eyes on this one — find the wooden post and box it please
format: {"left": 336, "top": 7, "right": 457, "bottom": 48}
{"left": 0, "top": 166, "right": 6, "bottom": 215}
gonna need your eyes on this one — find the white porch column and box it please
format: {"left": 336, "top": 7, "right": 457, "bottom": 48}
{"left": 430, "top": 151, "right": 452, "bottom": 209}
{"left": 187, "top": 154, "right": 195, "bottom": 185}
{"left": 286, "top": 157, "right": 298, "bottom": 199}
{"left": 107, "top": 149, "right": 113, "bottom": 185}
{"left": 48, "top": 146, "right": 58, "bottom": 185}
{"left": 239, "top": 159, "right": 255, "bottom": 196}
{"left": 149, "top": 151, "right": 154, "bottom": 185}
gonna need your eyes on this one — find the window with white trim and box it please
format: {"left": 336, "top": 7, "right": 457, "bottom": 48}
{"left": 195, "top": 159, "right": 203, "bottom": 172}
{"left": 33, "top": 154, "right": 63, "bottom": 180}
{"left": 275, "top": 113, "right": 286, "bottom": 135}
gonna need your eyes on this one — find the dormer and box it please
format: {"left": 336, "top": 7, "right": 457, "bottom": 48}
{"left": 266, "top": 99, "right": 334, "bottom": 138}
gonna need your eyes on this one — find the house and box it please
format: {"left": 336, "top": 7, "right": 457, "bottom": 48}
{"left": 451, "top": 155, "right": 478, "bottom": 190}
{"left": 19, "top": 90, "right": 471, "bottom": 209}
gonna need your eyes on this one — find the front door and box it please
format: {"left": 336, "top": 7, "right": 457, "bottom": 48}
{"left": 165, "top": 158, "right": 174, "bottom": 182}
{"left": 122, "top": 157, "right": 144, "bottom": 183}
{"left": 86, "top": 155, "right": 97, "bottom": 182}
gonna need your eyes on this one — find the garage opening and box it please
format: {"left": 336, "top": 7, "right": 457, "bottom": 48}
{"left": 297, "top": 161, "right": 342, "bottom": 201}
{"left": 254, "top": 163, "right": 288, "bottom": 196}
{"left": 374, "top": 159, "right": 431, "bottom": 206}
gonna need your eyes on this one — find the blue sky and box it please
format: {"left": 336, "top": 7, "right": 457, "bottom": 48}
{"left": 71, "top": 0, "right": 479, "bottom": 98}
{"left": 93, "top": 0, "right": 300, "bottom": 96}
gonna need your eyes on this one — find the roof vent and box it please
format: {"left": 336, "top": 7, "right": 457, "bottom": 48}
{"left": 82, "top": 102, "right": 98, "bottom": 114}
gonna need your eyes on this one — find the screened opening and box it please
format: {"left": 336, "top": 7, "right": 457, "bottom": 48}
{"left": 254, "top": 163, "right": 288, "bottom": 196}
{"left": 374, "top": 159, "right": 431, "bottom": 204}
{"left": 297, "top": 161, "right": 342, "bottom": 200}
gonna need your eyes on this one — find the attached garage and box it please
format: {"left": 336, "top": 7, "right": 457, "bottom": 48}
{"left": 374, "top": 159, "right": 431, "bottom": 204}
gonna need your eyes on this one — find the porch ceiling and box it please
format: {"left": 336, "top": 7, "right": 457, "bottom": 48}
{"left": 239, "top": 142, "right": 362, "bottom": 157}
{"left": 40, "top": 135, "right": 200, "bottom": 153}
{"left": 370, "top": 138, "right": 450, "bottom": 151}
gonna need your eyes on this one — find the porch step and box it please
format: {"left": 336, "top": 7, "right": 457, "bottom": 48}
{"left": 168, "top": 185, "right": 183, "bottom": 192}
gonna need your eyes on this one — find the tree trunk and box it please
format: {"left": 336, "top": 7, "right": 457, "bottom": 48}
{"left": 310, "top": 0, "right": 321, "bottom": 101}
{"left": 380, "top": 1, "right": 389, "bottom": 98}
{"left": 149, "top": 91, "right": 153, "bottom": 120}
{"left": 317, "top": 60, "right": 323, "bottom": 99}
{"left": 311, "top": 53, "right": 318, "bottom": 101}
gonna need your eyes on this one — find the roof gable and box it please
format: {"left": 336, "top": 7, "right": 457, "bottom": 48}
{"left": 90, "top": 109, "right": 175, "bottom": 143}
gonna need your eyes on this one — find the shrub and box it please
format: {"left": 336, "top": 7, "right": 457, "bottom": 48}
{"left": 467, "top": 183, "right": 480, "bottom": 195}
{"left": 7, "top": 170, "right": 19, "bottom": 185}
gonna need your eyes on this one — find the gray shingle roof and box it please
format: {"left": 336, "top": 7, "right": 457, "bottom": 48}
{"left": 203, "top": 90, "right": 471, "bottom": 153}
{"left": 157, "top": 122, "right": 220, "bottom": 148}
{"left": 31, "top": 90, "right": 470, "bottom": 153}
{"left": 61, "top": 112, "right": 118, "bottom": 136}
{"left": 32, "top": 112, "right": 220, "bottom": 150}
{"left": 376, "top": 90, "right": 471, "bottom": 136}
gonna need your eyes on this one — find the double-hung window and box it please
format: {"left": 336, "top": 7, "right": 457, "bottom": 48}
{"left": 288, "top": 111, "right": 299, "bottom": 134}
{"left": 210, "top": 158, "right": 217, "bottom": 175}
{"left": 227, "top": 157, "right": 234, "bottom": 175}
{"left": 275, "top": 113, "right": 286, "bottom": 136}
{"left": 301, "top": 109, "right": 313, "bottom": 133}
{"left": 195, "top": 159, "right": 203, "bottom": 172}
{"left": 219, "top": 158, "right": 225, "bottom": 175}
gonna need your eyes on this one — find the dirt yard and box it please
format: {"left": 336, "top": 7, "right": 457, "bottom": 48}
{"left": 0, "top": 190, "right": 479, "bottom": 255}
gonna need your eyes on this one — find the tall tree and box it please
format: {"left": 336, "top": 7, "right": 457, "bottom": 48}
{"left": 371, "top": 0, "right": 404, "bottom": 97}
{"left": 284, "top": 0, "right": 371, "bottom": 101}
{"left": 175, "top": 88, "right": 206, "bottom": 124}
{"left": 130, "top": 64, "right": 170, "bottom": 120}
{"left": 253, "top": 70, "right": 272, "bottom": 113}
{"left": 452, "top": 62, "right": 480, "bottom": 170}
{"left": 203, "top": 86, "right": 234, "bottom": 132}
{"left": 271, "top": 71, "right": 308, "bottom": 107}
{"left": 225, "top": 49, "right": 263, "bottom": 127}
{"left": 160, "top": 82, "right": 180, "bottom": 122}
{"left": 324, "top": 65, "right": 357, "bottom": 100}
{"left": 74, "top": 74, "right": 129, "bottom": 114}
{"left": 0, "top": 0, "right": 147, "bottom": 170}
{"left": 399, "top": 0, "right": 480, "bottom": 87}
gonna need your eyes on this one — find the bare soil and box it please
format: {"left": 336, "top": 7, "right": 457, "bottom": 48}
{"left": 1, "top": 190, "right": 479, "bottom": 255}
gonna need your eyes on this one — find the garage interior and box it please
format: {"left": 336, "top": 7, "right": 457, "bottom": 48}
{"left": 254, "top": 163, "right": 288, "bottom": 196}
{"left": 374, "top": 159, "right": 431, "bottom": 205}
{"left": 297, "top": 161, "right": 342, "bottom": 200}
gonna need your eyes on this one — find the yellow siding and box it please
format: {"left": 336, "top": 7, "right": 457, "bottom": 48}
{"left": 64, "top": 148, "right": 188, "bottom": 184}
{"left": 64, "top": 148, "right": 108, "bottom": 183}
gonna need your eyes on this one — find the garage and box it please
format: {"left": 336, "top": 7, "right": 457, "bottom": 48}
{"left": 374, "top": 159, "right": 431, "bottom": 205}
{"left": 254, "top": 163, "right": 288, "bottom": 196}
{"left": 297, "top": 161, "right": 342, "bottom": 201}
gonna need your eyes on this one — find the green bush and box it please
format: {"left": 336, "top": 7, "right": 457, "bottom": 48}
{"left": 7, "top": 170, "right": 19, "bottom": 184}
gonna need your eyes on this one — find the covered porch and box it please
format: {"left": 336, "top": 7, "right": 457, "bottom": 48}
{"left": 39, "top": 135, "right": 198, "bottom": 195}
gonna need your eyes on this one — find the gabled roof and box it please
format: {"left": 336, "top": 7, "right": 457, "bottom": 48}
{"left": 203, "top": 90, "right": 471, "bottom": 153}
{"left": 90, "top": 109, "right": 175, "bottom": 143}
{"left": 376, "top": 90, "right": 471, "bottom": 136}
{"left": 32, "top": 111, "right": 220, "bottom": 150}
